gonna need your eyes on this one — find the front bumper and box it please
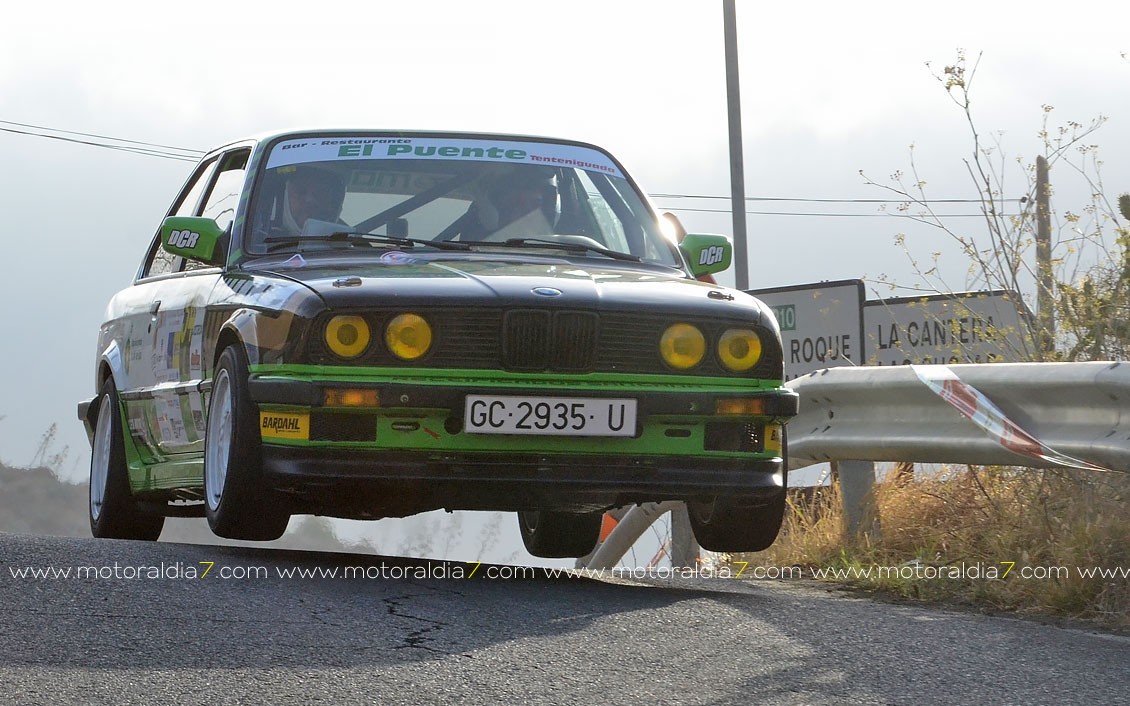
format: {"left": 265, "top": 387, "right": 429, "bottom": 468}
{"left": 247, "top": 370, "right": 798, "bottom": 515}
{"left": 247, "top": 377, "right": 799, "bottom": 420}
{"left": 262, "top": 446, "right": 786, "bottom": 516}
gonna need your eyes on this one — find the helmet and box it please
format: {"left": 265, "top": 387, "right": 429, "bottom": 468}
{"left": 475, "top": 168, "right": 558, "bottom": 232}
{"left": 284, "top": 164, "right": 347, "bottom": 226}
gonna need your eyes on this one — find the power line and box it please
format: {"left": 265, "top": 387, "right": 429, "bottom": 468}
{"left": 660, "top": 206, "right": 1021, "bottom": 218}
{"left": 0, "top": 126, "right": 200, "bottom": 162}
{"left": 651, "top": 192, "right": 1024, "bottom": 204}
{"left": 0, "top": 122, "right": 203, "bottom": 162}
{"left": 0, "top": 120, "right": 205, "bottom": 155}
{"left": 0, "top": 118, "right": 1034, "bottom": 213}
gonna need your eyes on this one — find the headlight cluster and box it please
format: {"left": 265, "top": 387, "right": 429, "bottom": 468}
{"left": 325, "top": 315, "right": 370, "bottom": 359}
{"left": 324, "top": 313, "right": 433, "bottom": 361}
{"left": 385, "top": 313, "right": 432, "bottom": 360}
{"left": 659, "top": 323, "right": 762, "bottom": 372}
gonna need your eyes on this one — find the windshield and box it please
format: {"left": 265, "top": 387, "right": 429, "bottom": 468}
{"left": 246, "top": 135, "right": 680, "bottom": 266}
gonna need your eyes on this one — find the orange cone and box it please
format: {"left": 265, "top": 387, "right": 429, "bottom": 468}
{"left": 598, "top": 512, "right": 619, "bottom": 542}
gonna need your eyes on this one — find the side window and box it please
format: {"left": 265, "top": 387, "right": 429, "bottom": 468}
{"left": 200, "top": 150, "right": 249, "bottom": 232}
{"left": 186, "top": 149, "right": 250, "bottom": 272}
{"left": 143, "top": 158, "right": 218, "bottom": 279}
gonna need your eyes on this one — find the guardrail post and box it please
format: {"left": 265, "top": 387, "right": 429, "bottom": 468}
{"left": 833, "top": 460, "right": 880, "bottom": 539}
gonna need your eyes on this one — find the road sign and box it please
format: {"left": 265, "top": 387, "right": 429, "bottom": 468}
{"left": 863, "top": 291, "right": 1034, "bottom": 365}
{"left": 749, "top": 280, "right": 865, "bottom": 381}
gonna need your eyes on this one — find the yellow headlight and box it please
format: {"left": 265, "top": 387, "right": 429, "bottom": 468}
{"left": 385, "top": 313, "right": 432, "bottom": 360}
{"left": 718, "top": 328, "right": 762, "bottom": 371}
{"left": 660, "top": 323, "right": 706, "bottom": 370}
{"left": 325, "top": 315, "right": 371, "bottom": 359}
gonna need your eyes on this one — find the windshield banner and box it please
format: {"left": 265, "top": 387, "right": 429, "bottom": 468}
{"left": 266, "top": 136, "right": 624, "bottom": 178}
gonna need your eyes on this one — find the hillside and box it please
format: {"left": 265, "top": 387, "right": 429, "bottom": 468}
{"left": 0, "top": 463, "right": 366, "bottom": 552}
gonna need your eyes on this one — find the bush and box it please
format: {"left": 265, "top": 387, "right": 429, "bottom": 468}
{"left": 736, "top": 468, "right": 1130, "bottom": 630}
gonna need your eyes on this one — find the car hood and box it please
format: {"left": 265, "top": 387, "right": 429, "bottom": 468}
{"left": 255, "top": 255, "right": 769, "bottom": 321}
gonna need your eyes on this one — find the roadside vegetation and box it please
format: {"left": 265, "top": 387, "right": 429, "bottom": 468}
{"left": 738, "top": 469, "right": 1130, "bottom": 630}
{"left": 738, "top": 51, "right": 1130, "bottom": 631}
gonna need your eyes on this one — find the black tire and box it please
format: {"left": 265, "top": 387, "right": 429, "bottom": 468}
{"left": 204, "top": 346, "right": 290, "bottom": 541}
{"left": 687, "top": 491, "right": 786, "bottom": 552}
{"left": 518, "top": 510, "right": 602, "bottom": 558}
{"left": 89, "top": 378, "right": 165, "bottom": 541}
{"left": 689, "top": 426, "right": 789, "bottom": 552}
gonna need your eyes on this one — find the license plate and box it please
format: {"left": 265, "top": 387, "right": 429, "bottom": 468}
{"left": 464, "top": 395, "right": 637, "bottom": 437}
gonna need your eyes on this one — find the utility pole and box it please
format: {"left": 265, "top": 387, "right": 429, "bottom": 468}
{"left": 723, "top": 0, "right": 749, "bottom": 290}
{"left": 1036, "top": 155, "right": 1055, "bottom": 357}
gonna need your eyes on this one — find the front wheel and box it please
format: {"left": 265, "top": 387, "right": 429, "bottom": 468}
{"left": 89, "top": 378, "right": 164, "bottom": 541}
{"left": 687, "top": 492, "right": 785, "bottom": 553}
{"left": 204, "top": 346, "right": 290, "bottom": 541}
{"left": 690, "top": 427, "right": 790, "bottom": 553}
{"left": 517, "top": 510, "right": 602, "bottom": 558}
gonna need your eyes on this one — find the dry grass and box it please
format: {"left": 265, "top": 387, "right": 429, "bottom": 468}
{"left": 735, "top": 467, "right": 1130, "bottom": 630}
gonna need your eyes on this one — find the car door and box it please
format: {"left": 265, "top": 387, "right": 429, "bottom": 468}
{"left": 117, "top": 156, "right": 218, "bottom": 464}
{"left": 145, "top": 148, "right": 250, "bottom": 457}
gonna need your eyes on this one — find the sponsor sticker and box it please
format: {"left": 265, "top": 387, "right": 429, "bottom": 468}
{"left": 764, "top": 424, "right": 783, "bottom": 454}
{"left": 265, "top": 136, "right": 623, "bottom": 177}
{"left": 259, "top": 412, "right": 310, "bottom": 440}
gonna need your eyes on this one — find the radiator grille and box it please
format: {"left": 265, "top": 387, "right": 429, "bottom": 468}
{"left": 502, "top": 310, "right": 598, "bottom": 372}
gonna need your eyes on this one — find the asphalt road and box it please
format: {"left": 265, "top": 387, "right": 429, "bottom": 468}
{"left": 2, "top": 533, "right": 1126, "bottom": 705}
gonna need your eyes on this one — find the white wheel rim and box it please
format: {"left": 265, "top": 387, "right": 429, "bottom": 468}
{"left": 205, "top": 368, "right": 234, "bottom": 512}
{"left": 89, "top": 392, "right": 113, "bottom": 521}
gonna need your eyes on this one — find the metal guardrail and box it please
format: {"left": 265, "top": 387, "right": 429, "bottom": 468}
{"left": 580, "top": 361, "right": 1129, "bottom": 568}
{"left": 786, "top": 361, "right": 1130, "bottom": 472}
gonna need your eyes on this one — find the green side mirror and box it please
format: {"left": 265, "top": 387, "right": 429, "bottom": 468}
{"left": 160, "top": 216, "right": 224, "bottom": 266}
{"left": 679, "top": 233, "right": 733, "bottom": 277}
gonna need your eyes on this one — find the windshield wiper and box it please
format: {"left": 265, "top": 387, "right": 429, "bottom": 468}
{"left": 328, "top": 232, "right": 472, "bottom": 250}
{"left": 473, "top": 237, "right": 641, "bottom": 262}
{"left": 263, "top": 232, "right": 470, "bottom": 253}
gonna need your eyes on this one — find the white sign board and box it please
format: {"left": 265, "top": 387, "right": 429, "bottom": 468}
{"left": 863, "top": 291, "right": 1033, "bottom": 365}
{"left": 748, "top": 280, "right": 865, "bottom": 381}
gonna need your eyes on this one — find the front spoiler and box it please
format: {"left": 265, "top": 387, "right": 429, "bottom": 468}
{"left": 262, "top": 446, "right": 785, "bottom": 517}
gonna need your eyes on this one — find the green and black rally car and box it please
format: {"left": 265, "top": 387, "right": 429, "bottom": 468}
{"left": 78, "top": 130, "right": 798, "bottom": 557}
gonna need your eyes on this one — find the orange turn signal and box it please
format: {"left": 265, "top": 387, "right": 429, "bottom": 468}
{"left": 715, "top": 398, "right": 768, "bottom": 416}
{"left": 323, "top": 388, "right": 380, "bottom": 407}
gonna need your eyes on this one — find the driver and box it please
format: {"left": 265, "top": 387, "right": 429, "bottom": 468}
{"left": 279, "top": 165, "right": 347, "bottom": 234}
{"left": 451, "top": 169, "right": 557, "bottom": 241}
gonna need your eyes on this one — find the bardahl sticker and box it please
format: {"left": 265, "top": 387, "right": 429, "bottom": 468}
{"left": 259, "top": 412, "right": 309, "bottom": 440}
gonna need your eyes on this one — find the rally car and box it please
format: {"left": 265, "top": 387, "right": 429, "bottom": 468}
{"left": 78, "top": 129, "right": 797, "bottom": 557}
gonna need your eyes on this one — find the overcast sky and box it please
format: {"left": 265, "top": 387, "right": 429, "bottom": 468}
{"left": 1, "top": 1, "right": 1127, "bottom": 557}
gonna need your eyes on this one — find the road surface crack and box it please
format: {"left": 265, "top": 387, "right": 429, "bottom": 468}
{"left": 383, "top": 594, "right": 450, "bottom": 654}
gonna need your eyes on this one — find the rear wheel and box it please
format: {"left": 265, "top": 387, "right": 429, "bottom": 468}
{"left": 204, "top": 346, "right": 290, "bottom": 541}
{"left": 89, "top": 378, "right": 164, "bottom": 541}
{"left": 518, "top": 510, "right": 602, "bottom": 558}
